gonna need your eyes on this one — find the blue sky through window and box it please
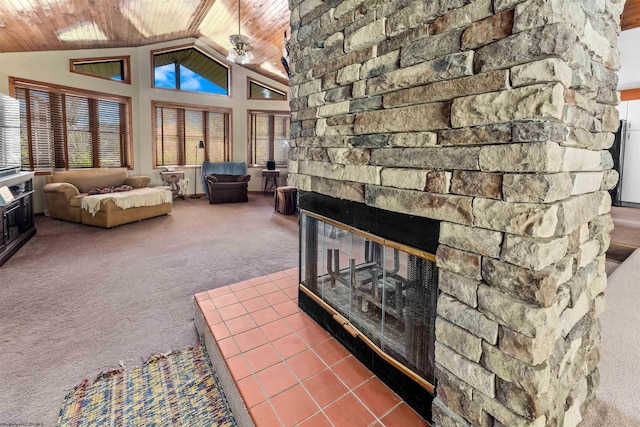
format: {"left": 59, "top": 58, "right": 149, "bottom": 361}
{"left": 154, "top": 64, "right": 227, "bottom": 95}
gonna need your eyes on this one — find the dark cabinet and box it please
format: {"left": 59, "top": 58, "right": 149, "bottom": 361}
{"left": 0, "top": 172, "right": 35, "bottom": 267}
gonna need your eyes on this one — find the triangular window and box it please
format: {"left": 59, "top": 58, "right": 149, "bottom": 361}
{"left": 70, "top": 57, "right": 130, "bottom": 83}
{"left": 248, "top": 79, "right": 287, "bottom": 100}
{"left": 152, "top": 47, "right": 229, "bottom": 96}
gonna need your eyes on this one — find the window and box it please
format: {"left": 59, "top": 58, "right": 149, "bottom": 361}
{"left": 153, "top": 102, "right": 230, "bottom": 167}
{"left": 70, "top": 56, "right": 130, "bottom": 84}
{"left": 12, "top": 78, "right": 132, "bottom": 171}
{"left": 152, "top": 47, "right": 229, "bottom": 95}
{"left": 248, "top": 111, "right": 290, "bottom": 167}
{"left": 248, "top": 79, "right": 287, "bottom": 100}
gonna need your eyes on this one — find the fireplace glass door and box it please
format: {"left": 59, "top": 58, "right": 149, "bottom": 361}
{"left": 300, "top": 211, "right": 438, "bottom": 387}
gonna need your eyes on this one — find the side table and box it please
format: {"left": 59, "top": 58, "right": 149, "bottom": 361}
{"left": 262, "top": 169, "right": 280, "bottom": 196}
{"left": 160, "top": 171, "right": 186, "bottom": 199}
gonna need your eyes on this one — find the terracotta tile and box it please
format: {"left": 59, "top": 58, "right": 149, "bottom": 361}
{"left": 274, "top": 300, "right": 300, "bottom": 317}
{"left": 218, "top": 303, "right": 248, "bottom": 321}
{"left": 260, "top": 319, "right": 295, "bottom": 341}
{"left": 229, "top": 280, "right": 254, "bottom": 291}
{"left": 210, "top": 322, "right": 231, "bottom": 340}
{"left": 250, "top": 307, "right": 281, "bottom": 326}
{"left": 249, "top": 276, "right": 272, "bottom": 286}
{"left": 217, "top": 337, "right": 240, "bottom": 358}
{"left": 194, "top": 292, "right": 210, "bottom": 302}
{"left": 380, "top": 402, "right": 429, "bottom": 427}
{"left": 284, "top": 286, "right": 299, "bottom": 300}
{"left": 242, "top": 296, "right": 270, "bottom": 313}
{"left": 353, "top": 377, "right": 402, "bottom": 418}
{"left": 198, "top": 298, "right": 215, "bottom": 313}
{"left": 203, "top": 308, "right": 222, "bottom": 326}
{"left": 234, "top": 287, "right": 261, "bottom": 302}
{"left": 255, "top": 362, "right": 299, "bottom": 398}
{"left": 250, "top": 401, "right": 283, "bottom": 427}
{"left": 234, "top": 328, "right": 269, "bottom": 353}
{"left": 263, "top": 290, "right": 290, "bottom": 306}
{"left": 332, "top": 356, "right": 373, "bottom": 389}
{"left": 207, "top": 286, "right": 232, "bottom": 298}
{"left": 297, "top": 324, "right": 331, "bottom": 347}
{"left": 256, "top": 281, "right": 280, "bottom": 296}
{"left": 302, "top": 369, "right": 348, "bottom": 408}
{"left": 226, "top": 355, "right": 251, "bottom": 380}
{"left": 212, "top": 292, "right": 240, "bottom": 308}
{"left": 313, "top": 338, "right": 350, "bottom": 367}
{"left": 284, "top": 312, "right": 316, "bottom": 331}
{"left": 324, "top": 393, "right": 375, "bottom": 427}
{"left": 270, "top": 384, "right": 319, "bottom": 426}
{"left": 296, "top": 411, "right": 332, "bottom": 427}
{"left": 225, "top": 314, "right": 257, "bottom": 335}
{"left": 273, "top": 276, "right": 297, "bottom": 290}
{"left": 272, "top": 332, "right": 308, "bottom": 359}
{"left": 244, "top": 343, "right": 282, "bottom": 373}
{"left": 286, "top": 349, "right": 326, "bottom": 381}
{"left": 236, "top": 375, "right": 267, "bottom": 408}
{"left": 267, "top": 270, "right": 289, "bottom": 281}
{"left": 284, "top": 267, "right": 299, "bottom": 277}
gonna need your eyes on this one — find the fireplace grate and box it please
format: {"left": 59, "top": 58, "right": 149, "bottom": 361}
{"left": 300, "top": 211, "right": 438, "bottom": 389}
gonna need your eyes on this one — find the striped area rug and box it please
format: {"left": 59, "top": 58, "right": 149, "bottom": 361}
{"left": 56, "top": 346, "right": 236, "bottom": 427}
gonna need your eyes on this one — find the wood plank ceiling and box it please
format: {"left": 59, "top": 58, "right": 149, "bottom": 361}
{"left": 0, "top": 0, "right": 291, "bottom": 84}
{"left": 0, "top": 0, "right": 638, "bottom": 85}
{"left": 622, "top": 0, "right": 640, "bottom": 31}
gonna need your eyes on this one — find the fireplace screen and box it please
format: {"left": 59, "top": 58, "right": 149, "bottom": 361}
{"left": 300, "top": 211, "right": 438, "bottom": 387}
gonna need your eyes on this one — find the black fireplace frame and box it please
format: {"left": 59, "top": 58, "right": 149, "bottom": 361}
{"left": 297, "top": 191, "right": 440, "bottom": 422}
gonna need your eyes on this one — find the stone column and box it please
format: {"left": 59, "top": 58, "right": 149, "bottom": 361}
{"left": 286, "top": 0, "right": 624, "bottom": 425}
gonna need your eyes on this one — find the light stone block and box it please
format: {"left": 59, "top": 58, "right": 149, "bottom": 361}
{"left": 336, "top": 63, "right": 362, "bottom": 84}
{"left": 480, "top": 142, "right": 563, "bottom": 173}
{"left": 511, "top": 58, "right": 573, "bottom": 88}
{"left": 451, "top": 84, "right": 564, "bottom": 128}
{"left": 317, "top": 101, "right": 351, "bottom": 118}
{"left": 436, "top": 317, "right": 483, "bottom": 362}
{"left": 380, "top": 168, "right": 429, "bottom": 191}
{"left": 500, "top": 235, "right": 569, "bottom": 271}
{"left": 560, "top": 147, "right": 604, "bottom": 172}
{"left": 482, "top": 256, "right": 573, "bottom": 307}
{"left": 345, "top": 18, "right": 386, "bottom": 53}
{"left": 473, "top": 198, "right": 559, "bottom": 238}
{"left": 342, "top": 164, "right": 382, "bottom": 185}
{"left": 435, "top": 342, "right": 496, "bottom": 397}
{"left": 499, "top": 326, "right": 557, "bottom": 365}
{"left": 326, "top": 148, "right": 370, "bottom": 165}
{"left": 365, "top": 185, "right": 474, "bottom": 225}
{"left": 440, "top": 222, "right": 502, "bottom": 258}
{"left": 437, "top": 245, "right": 482, "bottom": 280}
{"left": 503, "top": 173, "right": 573, "bottom": 203}
{"left": 354, "top": 102, "right": 450, "bottom": 133}
{"left": 477, "top": 284, "right": 559, "bottom": 339}
{"left": 481, "top": 341, "right": 551, "bottom": 395}
{"left": 437, "top": 294, "right": 499, "bottom": 344}
{"left": 571, "top": 172, "right": 604, "bottom": 195}
{"left": 439, "top": 269, "right": 481, "bottom": 308}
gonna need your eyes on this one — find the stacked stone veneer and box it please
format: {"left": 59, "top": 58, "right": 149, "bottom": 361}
{"left": 286, "top": 0, "right": 624, "bottom": 426}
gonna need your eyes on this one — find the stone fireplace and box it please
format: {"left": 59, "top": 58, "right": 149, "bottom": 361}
{"left": 286, "top": 0, "right": 622, "bottom": 425}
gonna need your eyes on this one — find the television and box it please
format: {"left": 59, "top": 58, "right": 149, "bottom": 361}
{"left": 0, "top": 92, "right": 21, "bottom": 177}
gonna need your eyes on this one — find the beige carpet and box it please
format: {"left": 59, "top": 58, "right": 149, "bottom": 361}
{"left": 0, "top": 195, "right": 298, "bottom": 426}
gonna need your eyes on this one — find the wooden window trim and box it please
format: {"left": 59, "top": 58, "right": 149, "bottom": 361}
{"left": 10, "top": 76, "right": 134, "bottom": 171}
{"left": 70, "top": 56, "right": 131, "bottom": 84}
{"left": 620, "top": 89, "right": 640, "bottom": 101}
{"left": 247, "top": 78, "right": 288, "bottom": 101}
{"left": 151, "top": 100, "right": 232, "bottom": 169}
{"left": 150, "top": 44, "right": 232, "bottom": 98}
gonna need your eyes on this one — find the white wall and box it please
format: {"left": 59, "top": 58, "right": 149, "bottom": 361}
{"left": 0, "top": 38, "right": 290, "bottom": 213}
{"left": 618, "top": 26, "right": 640, "bottom": 90}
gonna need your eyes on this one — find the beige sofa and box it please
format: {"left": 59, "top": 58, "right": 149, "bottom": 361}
{"left": 44, "top": 168, "right": 172, "bottom": 228}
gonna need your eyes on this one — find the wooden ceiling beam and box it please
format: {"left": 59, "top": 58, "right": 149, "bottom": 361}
{"left": 622, "top": 0, "right": 640, "bottom": 31}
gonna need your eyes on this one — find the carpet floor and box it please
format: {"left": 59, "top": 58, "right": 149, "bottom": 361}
{"left": 56, "top": 346, "right": 235, "bottom": 427}
{"left": 0, "top": 195, "right": 298, "bottom": 426}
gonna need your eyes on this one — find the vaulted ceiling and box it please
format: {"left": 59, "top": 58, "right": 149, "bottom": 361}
{"left": 0, "top": 0, "right": 638, "bottom": 87}
{"left": 0, "top": 0, "right": 290, "bottom": 84}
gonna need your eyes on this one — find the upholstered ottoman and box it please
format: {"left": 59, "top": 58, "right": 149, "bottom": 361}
{"left": 275, "top": 186, "right": 297, "bottom": 215}
{"left": 80, "top": 188, "right": 173, "bottom": 228}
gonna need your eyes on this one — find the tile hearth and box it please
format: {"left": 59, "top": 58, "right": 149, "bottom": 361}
{"left": 194, "top": 269, "right": 429, "bottom": 427}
